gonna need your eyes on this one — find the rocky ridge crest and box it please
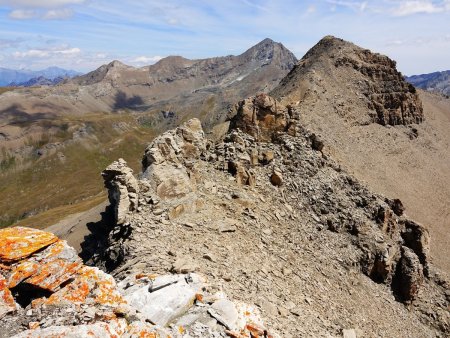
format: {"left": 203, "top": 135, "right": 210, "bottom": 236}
{"left": 272, "top": 36, "right": 424, "bottom": 126}
{"left": 1, "top": 93, "right": 448, "bottom": 337}
{"left": 87, "top": 94, "right": 447, "bottom": 337}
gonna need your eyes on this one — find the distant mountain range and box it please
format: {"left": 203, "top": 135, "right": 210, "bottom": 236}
{"left": 406, "top": 70, "right": 450, "bottom": 96}
{"left": 0, "top": 66, "right": 82, "bottom": 86}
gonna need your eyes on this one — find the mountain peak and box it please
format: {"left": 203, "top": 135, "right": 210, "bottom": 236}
{"left": 272, "top": 36, "right": 423, "bottom": 126}
{"left": 249, "top": 38, "right": 278, "bottom": 51}
{"left": 258, "top": 37, "right": 276, "bottom": 44}
{"left": 240, "top": 38, "right": 297, "bottom": 69}
{"left": 108, "top": 60, "right": 129, "bottom": 68}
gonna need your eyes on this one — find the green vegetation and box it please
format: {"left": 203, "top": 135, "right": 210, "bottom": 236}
{"left": 0, "top": 112, "right": 157, "bottom": 229}
{"left": 0, "top": 155, "right": 16, "bottom": 171}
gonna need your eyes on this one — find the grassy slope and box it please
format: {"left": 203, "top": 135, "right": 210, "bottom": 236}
{"left": 0, "top": 93, "right": 220, "bottom": 229}
{"left": 0, "top": 112, "right": 157, "bottom": 228}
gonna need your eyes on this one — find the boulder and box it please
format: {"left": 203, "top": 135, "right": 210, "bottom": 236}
{"left": 309, "top": 133, "right": 324, "bottom": 152}
{"left": 0, "top": 227, "right": 58, "bottom": 263}
{"left": 271, "top": 169, "right": 283, "bottom": 186}
{"left": 401, "top": 220, "right": 430, "bottom": 275}
{"left": 140, "top": 118, "right": 207, "bottom": 205}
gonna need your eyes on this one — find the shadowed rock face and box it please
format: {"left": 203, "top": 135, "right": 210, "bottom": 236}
{"left": 272, "top": 35, "right": 424, "bottom": 126}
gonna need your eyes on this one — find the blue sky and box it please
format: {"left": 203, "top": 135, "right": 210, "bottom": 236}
{"left": 0, "top": 0, "right": 449, "bottom": 75}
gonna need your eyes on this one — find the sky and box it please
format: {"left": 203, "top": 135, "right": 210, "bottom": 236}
{"left": 0, "top": 0, "right": 449, "bottom": 75}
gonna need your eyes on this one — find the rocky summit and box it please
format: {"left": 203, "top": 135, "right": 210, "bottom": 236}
{"left": 272, "top": 35, "right": 424, "bottom": 126}
{"left": 271, "top": 36, "right": 450, "bottom": 272}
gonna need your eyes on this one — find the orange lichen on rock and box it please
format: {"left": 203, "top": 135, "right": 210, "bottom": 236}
{"left": 7, "top": 261, "right": 39, "bottom": 288}
{"left": 25, "top": 259, "right": 82, "bottom": 292}
{"left": 28, "top": 322, "right": 40, "bottom": 330}
{"left": 4, "top": 237, "right": 82, "bottom": 292}
{"left": 37, "top": 266, "right": 126, "bottom": 308}
{"left": 83, "top": 267, "right": 126, "bottom": 306}
{"left": 0, "top": 227, "right": 58, "bottom": 262}
{"left": 126, "top": 322, "right": 163, "bottom": 338}
{"left": 13, "top": 319, "right": 129, "bottom": 338}
{"left": 0, "top": 274, "right": 17, "bottom": 318}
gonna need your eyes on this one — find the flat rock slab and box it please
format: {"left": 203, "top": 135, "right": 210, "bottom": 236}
{"left": 5, "top": 239, "right": 82, "bottom": 292}
{"left": 0, "top": 227, "right": 58, "bottom": 262}
{"left": 208, "top": 299, "right": 238, "bottom": 330}
{"left": 121, "top": 274, "right": 205, "bottom": 327}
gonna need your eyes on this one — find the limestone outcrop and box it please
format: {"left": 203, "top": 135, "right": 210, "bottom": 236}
{"left": 334, "top": 47, "right": 424, "bottom": 125}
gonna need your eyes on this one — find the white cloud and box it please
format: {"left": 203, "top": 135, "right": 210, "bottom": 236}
{"left": 1, "top": 0, "right": 84, "bottom": 20}
{"left": 13, "top": 49, "right": 49, "bottom": 58}
{"left": 13, "top": 46, "right": 81, "bottom": 59}
{"left": 9, "top": 9, "right": 38, "bottom": 19}
{"left": 326, "top": 0, "right": 370, "bottom": 12}
{"left": 129, "top": 55, "right": 163, "bottom": 66}
{"left": 8, "top": 8, "right": 73, "bottom": 19}
{"left": 57, "top": 47, "right": 81, "bottom": 55}
{"left": 306, "top": 5, "right": 316, "bottom": 14}
{"left": 42, "top": 8, "right": 74, "bottom": 19}
{"left": 167, "top": 17, "right": 179, "bottom": 25}
{"left": 0, "top": 0, "right": 85, "bottom": 8}
{"left": 326, "top": 0, "right": 450, "bottom": 16}
{"left": 391, "top": 1, "right": 444, "bottom": 16}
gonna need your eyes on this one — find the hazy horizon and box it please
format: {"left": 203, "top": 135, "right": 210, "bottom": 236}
{"left": 1, "top": 0, "right": 449, "bottom": 75}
